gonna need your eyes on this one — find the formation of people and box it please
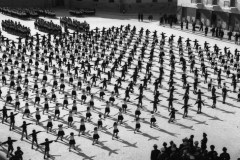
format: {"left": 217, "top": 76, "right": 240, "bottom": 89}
{"left": 0, "top": 7, "right": 56, "bottom": 19}
{"left": 60, "top": 17, "right": 90, "bottom": 32}
{"left": 69, "top": 8, "right": 96, "bottom": 17}
{"left": 0, "top": 14, "right": 239, "bottom": 160}
{"left": 34, "top": 18, "right": 62, "bottom": 35}
{"left": 34, "top": 8, "right": 56, "bottom": 18}
{"left": 2, "top": 20, "right": 31, "bottom": 38}
{"left": 0, "top": 7, "right": 39, "bottom": 19}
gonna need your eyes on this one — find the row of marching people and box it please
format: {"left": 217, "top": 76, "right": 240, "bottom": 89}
{"left": 69, "top": 8, "right": 96, "bottom": 17}
{"left": 60, "top": 17, "right": 90, "bottom": 32}
{"left": 34, "top": 19, "right": 62, "bottom": 35}
{"left": 0, "top": 7, "right": 38, "bottom": 19}
{"left": 2, "top": 20, "right": 31, "bottom": 38}
{"left": 0, "top": 19, "right": 238, "bottom": 160}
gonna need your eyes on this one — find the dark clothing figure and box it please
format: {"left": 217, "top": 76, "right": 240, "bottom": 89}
{"left": 205, "top": 26, "right": 208, "bottom": 36}
{"left": 140, "top": 13, "right": 144, "bottom": 22}
{"left": 151, "top": 145, "right": 160, "bottom": 160}
{"left": 199, "top": 21, "right": 203, "bottom": 31}
{"left": 40, "top": 139, "right": 54, "bottom": 159}
{"left": 14, "top": 147, "right": 23, "bottom": 160}
{"left": 180, "top": 21, "right": 183, "bottom": 30}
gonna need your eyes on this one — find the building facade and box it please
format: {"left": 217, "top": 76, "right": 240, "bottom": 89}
{"left": 0, "top": 0, "right": 64, "bottom": 8}
{"left": 177, "top": 0, "right": 240, "bottom": 31}
{"left": 67, "top": 0, "right": 177, "bottom": 14}
{"left": 0, "top": 0, "right": 177, "bottom": 15}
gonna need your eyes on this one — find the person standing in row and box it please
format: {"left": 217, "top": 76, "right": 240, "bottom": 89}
{"left": 0, "top": 137, "right": 17, "bottom": 158}
{"left": 40, "top": 138, "right": 54, "bottom": 159}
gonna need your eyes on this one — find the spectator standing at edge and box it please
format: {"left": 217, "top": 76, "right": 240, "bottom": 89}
{"left": 150, "top": 144, "right": 160, "bottom": 160}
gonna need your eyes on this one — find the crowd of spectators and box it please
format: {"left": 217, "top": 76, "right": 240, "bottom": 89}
{"left": 151, "top": 133, "right": 231, "bottom": 160}
{"left": 158, "top": 14, "right": 240, "bottom": 45}
{"left": 159, "top": 14, "right": 178, "bottom": 27}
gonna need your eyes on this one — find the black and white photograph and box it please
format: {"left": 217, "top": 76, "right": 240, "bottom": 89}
{"left": 0, "top": 0, "right": 239, "bottom": 159}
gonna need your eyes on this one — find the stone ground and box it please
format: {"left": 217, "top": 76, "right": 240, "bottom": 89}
{"left": 0, "top": 9, "right": 239, "bottom": 160}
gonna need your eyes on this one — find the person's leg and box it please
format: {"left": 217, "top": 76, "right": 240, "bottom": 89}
{"left": 10, "top": 147, "right": 14, "bottom": 156}
{"left": 7, "top": 147, "right": 10, "bottom": 157}
{"left": 56, "top": 135, "right": 59, "bottom": 141}
{"left": 21, "top": 131, "right": 24, "bottom": 140}
{"left": 112, "top": 132, "right": 115, "bottom": 139}
{"left": 2, "top": 115, "right": 5, "bottom": 123}
{"left": 32, "top": 140, "right": 34, "bottom": 149}
{"left": 9, "top": 123, "right": 12, "bottom": 130}
{"left": 47, "top": 151, "right": 50, "bottom": 158}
